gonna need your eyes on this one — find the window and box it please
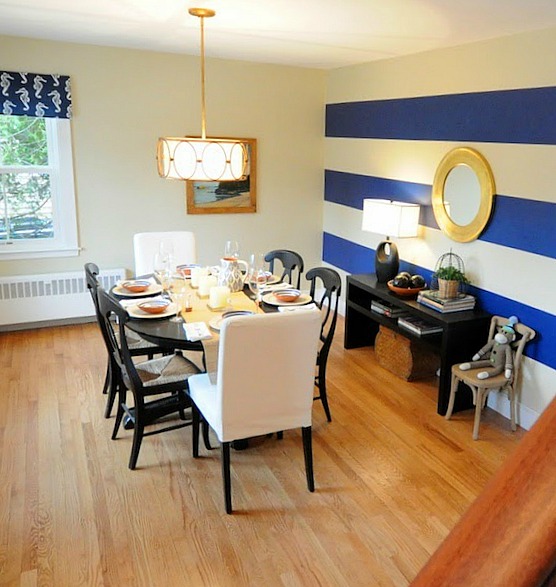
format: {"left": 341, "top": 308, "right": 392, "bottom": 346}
{"left": 0, "top": 114, "right": 78, "bottom": 259}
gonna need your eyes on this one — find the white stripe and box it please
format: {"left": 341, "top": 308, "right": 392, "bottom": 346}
{"left": 324, "top": 201, "right": 556, "bottom": 316}
{"left": 325, "top": 137, "right": 556, "bottom": 203}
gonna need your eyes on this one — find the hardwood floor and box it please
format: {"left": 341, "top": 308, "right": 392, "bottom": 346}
{"left": 0, "top": 320, "right": 524, "bottom": 586}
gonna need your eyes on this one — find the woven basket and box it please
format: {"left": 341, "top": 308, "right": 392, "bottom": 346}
{"left": 375, "top": 326, "right": 439, "bottom": 381}
{"left": 438, "top": 278, "right": 459, "bottom": 299}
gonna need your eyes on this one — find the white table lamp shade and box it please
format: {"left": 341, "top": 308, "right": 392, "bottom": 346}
{"left": 362, "top": 199, "right": 420, "bottom": 238}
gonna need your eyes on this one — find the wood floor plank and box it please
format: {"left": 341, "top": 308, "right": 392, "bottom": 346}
{"left": 0, "top": 321, "right": 524, "bottom": 586}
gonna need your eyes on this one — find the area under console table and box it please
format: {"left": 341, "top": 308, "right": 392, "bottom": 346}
{"left": 344, "top": 274, "right": 491, "bottom": 415}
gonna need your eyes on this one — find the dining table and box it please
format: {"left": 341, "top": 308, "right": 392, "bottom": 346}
{"left": 110, "top": 272, "right": 314, "bottom": 449}
{"left": 110, "top": 272, "right": 314, "bottom": 380}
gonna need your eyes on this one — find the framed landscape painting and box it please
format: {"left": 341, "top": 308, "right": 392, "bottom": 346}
{"left": 186, "top": 138, "right": 257, "bottom": 215}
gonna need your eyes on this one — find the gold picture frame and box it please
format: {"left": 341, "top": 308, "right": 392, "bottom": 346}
{"left": 186, "top": 138, "right": 257, "bottom": 214}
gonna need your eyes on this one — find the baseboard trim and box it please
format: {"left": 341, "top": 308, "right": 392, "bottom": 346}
{"left": 0, "top": 315, "right": 96, "bottom": 332}
{"left": 487, "top": 392, "right": 539, "bottom": 431}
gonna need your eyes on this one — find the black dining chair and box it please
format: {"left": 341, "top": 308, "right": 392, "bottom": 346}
{"left": 84, "top": 262, "right": 166, "bottom": 418}
{"left": 305, "top": 267, "right": 342, "bottom": 422}
{"left": 97, "top": 287, "right": 208, "bottom": 470}
{"left": 264, "top": 249, "right": 304, "bottom": 289}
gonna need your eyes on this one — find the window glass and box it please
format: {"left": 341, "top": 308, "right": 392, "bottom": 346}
{"left": 0, "top": 114, "right": 78, "bottom": 259}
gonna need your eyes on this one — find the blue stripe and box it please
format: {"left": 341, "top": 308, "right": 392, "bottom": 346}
{"left": 326, "top": 86, "right": 556, "bottom": 144}
{"left": 481, "top": 195, "right": 556, "bottom": 257}
{"left": 324, "top": 232, "right": 554, "bottom": 370}
{"left": 325, "top": 170, "right": 556, "bottom": 260}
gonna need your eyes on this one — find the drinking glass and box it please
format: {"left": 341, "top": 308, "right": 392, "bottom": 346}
{"left": 169, "top": 291, "right": 185, "bottom": 322}
{"left": 224, "top": 240, "right": 240, "bottom": 260}
{"left": 247, "top": 253, "right": 268, "bottom": 305}
{"left": 153, "top": 252, "right": 167, "bottom": 282}
{"left": 159, "top": 239, "right": 175, "bottom": 261}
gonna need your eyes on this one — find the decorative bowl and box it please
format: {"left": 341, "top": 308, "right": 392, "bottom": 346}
{"left": 387, "top": 280, "right": 425, "bottom": 297}
{"left": 137, "top": 299, "right": 170, "bottom": 314}
{"left": 274, "top": 288, "right": 301, "bottom": 303}
{"left": 121, "top": 280, "right": 151, "bottom": 293}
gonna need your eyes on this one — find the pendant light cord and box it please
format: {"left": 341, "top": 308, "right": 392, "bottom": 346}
{"left": 199, "top": 14, "right": 207, "bottom": 140}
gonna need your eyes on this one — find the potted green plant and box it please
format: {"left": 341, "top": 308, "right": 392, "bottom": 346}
{"left": 434, "top": 265, "right": 470, "bottom": 299}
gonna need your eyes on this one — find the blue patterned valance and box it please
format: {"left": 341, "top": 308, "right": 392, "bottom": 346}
{"left": 1, "top": 70, "right": 72, "bottom": 119}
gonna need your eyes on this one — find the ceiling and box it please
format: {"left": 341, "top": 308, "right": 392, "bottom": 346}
{"left": 2, "top": 0, "right": 556, "bottom": 69}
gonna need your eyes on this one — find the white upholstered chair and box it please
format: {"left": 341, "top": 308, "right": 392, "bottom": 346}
{"left": 133, "top": 231, "right": 196, "bottom": 276}
{"left": 187, "top": 310, "right": 322, "bottom": 514}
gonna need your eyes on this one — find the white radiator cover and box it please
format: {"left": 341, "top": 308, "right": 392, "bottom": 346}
{"left": 0, "top": 268, "right": 125, "bottom": 326}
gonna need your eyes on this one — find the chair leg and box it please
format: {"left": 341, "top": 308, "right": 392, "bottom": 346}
{"left": 445, "top": 373, "right": 459, "bottom": 420}
{"left": 104, "top": 366, "right": 120, "bottom": 419}
{"left": 472, "top": 391, "right": 484, "bottom": 441}
{"left": 316, "top": 363, "right": 332, "bottom": 422}
{"left": 129, "top": 423, "right": 145, "bottom": 470}
{"left": 202, "top": 420, "right": 213, "bottom": 450}
{"left": 111, "top": 386, "right": 126, "bottom": 440}
{"left": 221, "top": 442, "right": 232, "bottom": 514}
{"left": 102, "top": 359, "right": 110, "bottom": 395}
{"left": 302, "top": 426, "right": 315, "bottom": 492}
{"left": 509, "top": 387, "right": 517, "bottom": 431}
{"left": 192, "top": 404, "right": 200, "bottom": 458}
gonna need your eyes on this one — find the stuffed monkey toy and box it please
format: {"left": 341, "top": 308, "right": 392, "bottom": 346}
{"left": 459, "top": 316, "right": 518, "bottom": 380}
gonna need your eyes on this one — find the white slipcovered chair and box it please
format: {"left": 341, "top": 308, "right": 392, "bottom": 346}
{"left": 187, "top": 310, "right": 322, "bottom": 514}
{"left": 133, "top": 231, "right": 196, "bottom": 276}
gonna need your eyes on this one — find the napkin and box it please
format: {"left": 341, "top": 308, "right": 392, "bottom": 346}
{"left": 277, "top": 303, "right": 318, "bottom": 313}
{"left": 260, "top": 282, "right": 289, "bottom": 293}
{"left": 183, "top": 322, "right": 212, "bottom": 342}
{"left": 119, "top": 295, "right": 166, "bottom": 308}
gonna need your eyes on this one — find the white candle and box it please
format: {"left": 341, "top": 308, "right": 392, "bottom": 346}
{"left": 190, "top": 266, "right": 208, "bottom": 288}
{"left": 209, "top": 285, "right": 230, "bottom": 308}
{"left": 198, "top": 275, "right": 217, "bottom": 297}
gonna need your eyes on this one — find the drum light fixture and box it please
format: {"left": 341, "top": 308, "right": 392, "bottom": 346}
{"left": 156, "top": 8, "right": 248, "bottom": 182}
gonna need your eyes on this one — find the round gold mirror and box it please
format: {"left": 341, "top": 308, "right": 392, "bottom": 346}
{"left": 432, "top": 147, "right": 495, "bottom": 242}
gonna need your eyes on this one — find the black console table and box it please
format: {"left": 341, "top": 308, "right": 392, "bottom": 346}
{"left": 344, "top": 274, "right": 491, "bottom": 415}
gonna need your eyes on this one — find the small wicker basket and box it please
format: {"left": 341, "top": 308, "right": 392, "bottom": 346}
{"left": 438, "top": 278, "right": 460, "bottom": 299}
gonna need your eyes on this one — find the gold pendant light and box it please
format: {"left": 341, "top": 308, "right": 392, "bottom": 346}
{"left": 157, "top": 8, "right": 248, "bottom": 182}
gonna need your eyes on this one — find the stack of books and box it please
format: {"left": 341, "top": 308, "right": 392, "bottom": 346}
{"left": 398, "top": 315, "right": 443, "bottom": 336}
{"left": 370, "top": 299, "right": 408, "bottom": 318}
{"left": 417, "top": 290, "right": 476, "bottom": 313}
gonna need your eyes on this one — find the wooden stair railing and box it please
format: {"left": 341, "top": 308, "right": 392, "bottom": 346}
{"left": 411, "top": 396, "right": 556, "bottom": 587}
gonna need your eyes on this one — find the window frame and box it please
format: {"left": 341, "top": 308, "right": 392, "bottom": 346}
{"left": 0, "top": 117, "right": 79, "bottom": 260}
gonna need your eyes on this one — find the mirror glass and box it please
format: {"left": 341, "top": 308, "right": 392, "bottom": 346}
{"left": 432, "top": 147, "right": 495, "bottom": 242}
{"left": 443, "top": 164, "right": 481, "bottom": 226}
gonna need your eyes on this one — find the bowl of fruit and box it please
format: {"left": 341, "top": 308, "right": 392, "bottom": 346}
{"left": 387, "top": 272, "right": 426, "bottom": 297}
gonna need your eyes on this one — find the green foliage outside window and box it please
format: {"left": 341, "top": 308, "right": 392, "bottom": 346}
{"left": 0, "top": 115, "right": 53, "bottom": 240}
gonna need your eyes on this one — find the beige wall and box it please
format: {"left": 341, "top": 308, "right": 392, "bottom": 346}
{"left": 0, "top": 35, "right": 326, "bottom": 276}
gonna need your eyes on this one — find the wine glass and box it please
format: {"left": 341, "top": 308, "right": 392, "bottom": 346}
{"left": 159, "top": 239, "right": 175, "bottom": 262}
{"left": 224, "top": 240, "right": 240, "bottom": 260}
{"left": 247, "top": 253, "right": 268, "bottom": 305}
{"left": 153, "top": 251, "right": 166, "bottom": 281}
{"left": 169, "top": 290, "right": 185, "bottom": 322}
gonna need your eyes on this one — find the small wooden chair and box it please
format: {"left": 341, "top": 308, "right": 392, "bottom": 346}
{"left": 446, "top": 315, "right": 536, "bottom": 440}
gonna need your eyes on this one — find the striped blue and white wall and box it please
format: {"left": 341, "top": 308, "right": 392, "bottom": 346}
{"left": 323, "top": 27, "right": 556, "bottom": 427}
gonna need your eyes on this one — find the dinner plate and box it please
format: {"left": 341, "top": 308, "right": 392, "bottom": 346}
{"left": 209, "top": 310, "right": 254, "bottom": 332}
{"left": 262, "top": 292, "right": 312, "bottom": 307}
{"left": 127, "top": 301, "right": 177, "bottom": 319}
{"left": 113, "top": 283, "right": 163, "bottom": 297}
{"left": 265, "top": 273, "right": 281, "bottom": 285}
